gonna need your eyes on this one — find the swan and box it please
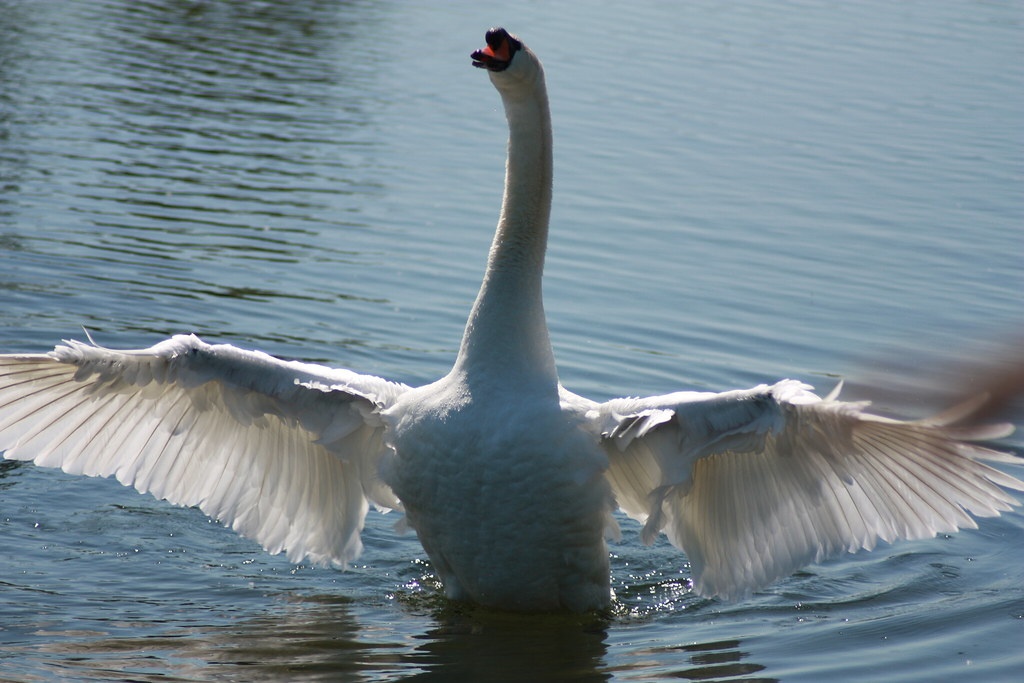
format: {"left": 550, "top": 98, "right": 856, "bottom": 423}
{"left": 0, "top": 28, "right": 1021, "bottom": 612}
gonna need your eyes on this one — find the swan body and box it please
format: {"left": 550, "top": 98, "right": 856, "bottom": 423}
{"left": 1, "top": 28, "right": 1021, "bottom": 612}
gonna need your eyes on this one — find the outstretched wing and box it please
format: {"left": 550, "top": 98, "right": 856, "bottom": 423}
{"left": 591, "top": 380, "right": 1023, "bottom": 600}
{"left": 0, "top": 334, "right": 411, "bottom": 567}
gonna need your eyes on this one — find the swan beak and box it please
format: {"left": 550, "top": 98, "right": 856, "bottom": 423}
{"left": 471, "top": 27, "right": 520, "bottom": 71}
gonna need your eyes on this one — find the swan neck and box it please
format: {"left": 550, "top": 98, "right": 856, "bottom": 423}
{"left": 454, "top": 72, "right": 556, "bottom": 386}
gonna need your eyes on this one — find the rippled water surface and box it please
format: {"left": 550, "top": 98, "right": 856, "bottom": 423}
{"left": 1, "top": 1, "right": 1022, "bottom": 681}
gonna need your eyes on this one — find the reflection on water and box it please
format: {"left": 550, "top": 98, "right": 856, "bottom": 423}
{"left": 9, "top": 589, "right": 606, "bottom": 679}
{"left": 3, "top": 585, "right": 780, "bottom": 683}
{"left": 626, "top": 640, "right": 775, "bottom": 683}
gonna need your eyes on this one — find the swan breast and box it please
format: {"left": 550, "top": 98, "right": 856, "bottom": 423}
{"left": 380, "top": 378, "right": 615, "bottom": 610}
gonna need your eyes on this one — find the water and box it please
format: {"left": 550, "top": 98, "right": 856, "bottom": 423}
{"left": 1, "top": 0, "right": 1022, "bottom": 680}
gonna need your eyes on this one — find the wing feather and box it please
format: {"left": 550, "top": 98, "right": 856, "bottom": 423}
{"left": 595, "top": 380, "right": 1023, "bottom": 600}
{"left": 0, "top": 334, "right": 410, "bottom": 567}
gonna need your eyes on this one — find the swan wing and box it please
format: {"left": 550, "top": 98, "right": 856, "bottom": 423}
{"left": 0, "top": 334, "right": 411, "bottom": 566}
{"left": 592, "top": 380, "right": 1023, "bottom": 600}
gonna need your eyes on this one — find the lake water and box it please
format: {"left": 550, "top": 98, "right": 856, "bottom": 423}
{"left": 1, "top": 0, "right": 1022, "bottom": 680}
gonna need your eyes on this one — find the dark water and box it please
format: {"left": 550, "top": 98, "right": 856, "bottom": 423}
{"left": 1, "top": 1, "right": 1022, "bottom": 680}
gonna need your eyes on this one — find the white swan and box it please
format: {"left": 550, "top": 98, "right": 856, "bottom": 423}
{"left": 0, "top": 28, "right": 1021, "bottom": 612}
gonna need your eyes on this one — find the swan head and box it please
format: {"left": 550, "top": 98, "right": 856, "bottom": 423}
{"left": 471, "top": 28, "right": 542, "bottom": 89}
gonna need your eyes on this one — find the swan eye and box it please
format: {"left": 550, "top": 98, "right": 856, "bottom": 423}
{"left": 471, "top": 27, "right": 522, "bottom": 72}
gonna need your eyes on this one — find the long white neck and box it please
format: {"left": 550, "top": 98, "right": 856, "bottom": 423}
{"left": 452, "top": 70, "right": 557, "bottom": 389}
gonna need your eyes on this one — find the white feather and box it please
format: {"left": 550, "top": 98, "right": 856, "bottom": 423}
{"left": 0, "top": 334, "right": 408, "bottom": 567}
{"left": 594, "top": 381, "right": 1022, "bottom": 600}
